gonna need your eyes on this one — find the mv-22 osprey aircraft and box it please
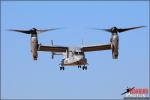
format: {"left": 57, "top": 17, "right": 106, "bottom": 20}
{"left": 9, "top": 26, "right": 144, "bottom": 70}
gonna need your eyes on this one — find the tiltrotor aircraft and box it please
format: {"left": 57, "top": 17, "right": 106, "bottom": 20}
{"left": 121, "top": 87, "right": 135, "bottom": 95}
{"left": 9, "top": 26, "right": 145, "bottom": 70}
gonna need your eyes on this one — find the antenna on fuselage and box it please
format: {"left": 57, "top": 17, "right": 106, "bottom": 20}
{"left": 82, "top": 40, "right": 84, "bottom": 46}
{"left": 81, "top": 37, "right": 84, "bottom": 47}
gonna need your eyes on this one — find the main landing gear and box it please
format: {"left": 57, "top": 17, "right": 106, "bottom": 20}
{"left": 78, "top": 65, "right": 82, "bottom": 68}
{"left": 82, "top": 65, "right": 87, "bottom": 70}
{"left": 59, "top": 65, "right": 87, "bottom": 71}
{"left": 78, "top": 65, "right": 87, "bottom": 70}
{"left": 60, "top": 66, "right": 65, "bottom": 70}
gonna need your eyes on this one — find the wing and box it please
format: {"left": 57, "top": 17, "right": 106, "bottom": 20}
{"left": 81, "top": 44, "right": 111, "bottom": 52}
{"left": 38, "top": 44, "right": 68, "bottom": 52}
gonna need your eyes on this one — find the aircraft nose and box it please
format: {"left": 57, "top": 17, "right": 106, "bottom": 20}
{"left": 75, "top": 55, "right": 84, "bottom": 61}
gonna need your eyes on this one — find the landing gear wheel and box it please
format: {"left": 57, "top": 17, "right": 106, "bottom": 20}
{"left": 78, "top": 66, "right": 81, "bottom": 68}
{"left": 85, "top": 66, "right": 87, "bottom": 70}
{"left": 82, "top": 67, "right": 85, "bottom": 70}
{"left": 82, "top": 66, "right": 87, "bottom": 70}
{"left": 60, "top": 67, "right": 65, "bottom": 70}
{"left": 62, "top": 67, "right": 65, "bottom": 70}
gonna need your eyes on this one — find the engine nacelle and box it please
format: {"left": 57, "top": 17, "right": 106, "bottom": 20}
{"left": 32, "top": 47, "right": 38, "bottom": 60}
{"left": 31, "top": 37, "right": 38, "bottom": 60}
{"left": 111, "top": 43, "right": 119, "bottom": 59}
{"left": 110, "top": 34, "right": 119, "bottom": 59}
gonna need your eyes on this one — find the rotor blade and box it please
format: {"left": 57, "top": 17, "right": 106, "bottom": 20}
{"left": 92, "top": 28, "right": 112, "bottom": 33}
{"left": 36, "top": 28, "right": 62, "bottom": 34}
{"left": 8, "top": 29, "right": 30, "bottom": 34}
{"left": 117, "top": 26, "right": 145, "bottom": 33}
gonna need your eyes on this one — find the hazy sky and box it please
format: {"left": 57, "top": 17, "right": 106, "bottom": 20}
{"left": 1, "top": 1, "right": 149, "bottom": 99}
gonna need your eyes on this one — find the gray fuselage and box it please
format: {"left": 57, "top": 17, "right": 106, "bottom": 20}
{"left": 60, "top": 48, "right": 87, "bottom": 66}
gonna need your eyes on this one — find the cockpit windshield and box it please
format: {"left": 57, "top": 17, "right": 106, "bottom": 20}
{"left": 74, "top": 52, "right": 84, "bottom": 55}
